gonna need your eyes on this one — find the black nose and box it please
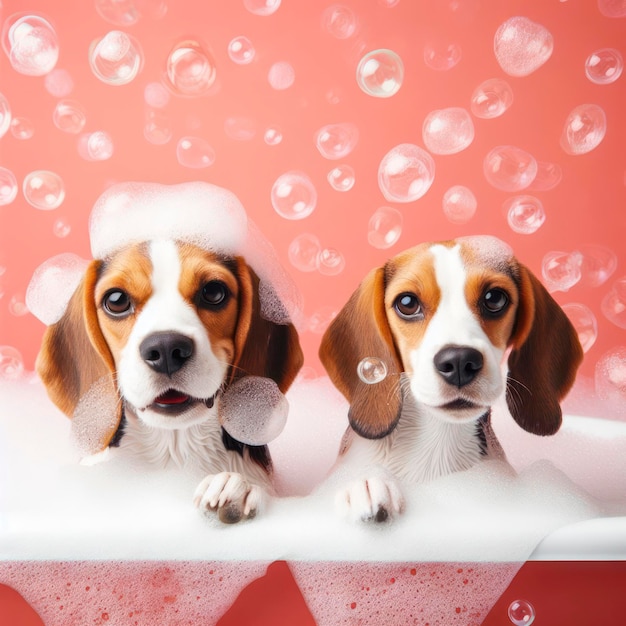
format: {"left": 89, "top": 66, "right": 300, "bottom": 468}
{"left": 434, "top": 346, "right": 484, "bottom": 388}
{"left": 139, "top": 332, "right": 195, "bottom": 376}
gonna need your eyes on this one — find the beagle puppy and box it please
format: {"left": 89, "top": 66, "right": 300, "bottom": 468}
{"left": 37, "top": 238, "right": 303, "bottom": 524}
{"left": 319, "top": 236, "right": 583, "bottom": 523}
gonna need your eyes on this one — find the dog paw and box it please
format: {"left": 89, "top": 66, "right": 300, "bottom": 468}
{"left": 193, "top": 472, "right": 265, "bottom": 524}
{"left": 335, "top": 476, "right": 405, "bottom": 523}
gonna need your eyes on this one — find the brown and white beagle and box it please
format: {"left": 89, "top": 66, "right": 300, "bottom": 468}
{"left": 36, "top": 185, "right": 303, "bottom": 524}
{"left": 319, "top": 235, "right": 583, "bottom": 523}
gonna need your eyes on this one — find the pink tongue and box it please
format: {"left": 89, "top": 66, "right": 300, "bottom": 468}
{"left": 156, "top": 390, "right": 190, "bottom": 405}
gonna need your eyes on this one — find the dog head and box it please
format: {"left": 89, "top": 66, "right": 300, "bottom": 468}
{"left": 319, "top": 236, "right": 583, "bottom": 440}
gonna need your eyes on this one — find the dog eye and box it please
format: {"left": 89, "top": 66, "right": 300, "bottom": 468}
{"left": 482, "top": 288, "right": 509, "bottom": 315}
{"left": 103, "top": 289, "right": 133, "bottom": 317}
{"left": 394, "top": 293, "right": 423, "bottom": 320}
{"left": 199, "top": 281, "right": 229, "bottom": 308}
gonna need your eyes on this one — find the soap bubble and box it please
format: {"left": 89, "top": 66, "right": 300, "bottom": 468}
{"left": 0, "top": 92, "right": 10, "bottom": 138}
{"left": 356, "top": 49, "right": 404, "bottom": 98}
{"left": 53, "top": 218, "right": 71, "bottom": 238}
{"left": 560, "top": 104, "right": 606, "bottom": 155}
{"left": 224, "top": 116, "right": 257, "bottom": 141}
{"left": 44, "top": 68, "right": 74, "bottom": 97}
{"left": 504, "top": 195, "right": 545, "bottom": 234}
{"left": 578, "top": 244, "right": 617, "bottom": 287}
{"left": 442, "top": 185, "right": 477, "bottom": 224}
{"left": 562, "top": 303, "right": 598, "bottom": 353}
{"left": 0, "top": 346, "right": 24, "bottom": 380}
{"left": 541, "top": 251, "right": 583, "bottom": 292}
{"left": 422, "top": 107, "right": 474, "bottom": 155}
{"left": 367, "top": 206, "right": 403, "bottom": 249}
{"left": 484, "top": 145, "right": 537, "bottom": 191}
{"left": 10, "top": 116, "right": 34, "bottom": 140}
{"left": 268, "top": 61, "right": 295, "bottom": 90}
{"left": 89, "top": 30, "right": 143, "bottom": 85}
{"left": 78, "top": 131, "right": 114, "bottom": 161}
{"left": 315, "top": 122, "right": 359, "bottom": 160}
{"left": 602, "top": 276, "right": 626, "bottom": 329}
{"left": 470, "top": 78, "right": 513, "bottom": 119}
{"left": 271, "top": 171, "right": 317, "bottom": 220}
{"left": 308, "top": 306, "right": 337, "bottom": 334}
{"left": 528, "top": 161, "right": 562, "bottom": 191}
{"left": 494, "top": 16, "right": 553, "bottom": 77}
{"left": 144, "top": 82, "right": 170, "bottom": 108}
{"left": 263, "top": 126, "right": 283, "bottom": 145}
{"left": 244, "top": 0, "right": 281, "bottom": 16}
{"left": 378, "top": 143, "right": 435, "bottom": 202}
{"left": 317, "top": 247, "right": 346, "bottom": 276}
{"left": 508, "top": 599, "right": 535, "bottom": 625}
{"left": 53, "top": 100, "right": 86, "bottom": 134}
{"left": 423, "top": 41, "right": 462, "bottom": 71}
{"left": 9, "top": 294, "right": 28, "bottom": 317}
{"left": 2, "top": 13, "right": 59, "bottom": 76}
{"left": 95, "top": 0, "right": 140, "bottom": 26}
{"left": 228, "top": 36, "right": 255, "bottom": 64}
{"left": 597, "top": 0, "right": 626, "bottom": 17}
{"left": 327, "top": 165, "right": 355, "bottom": 192}
{"left": 144, "top": 110, "right": 172, "bottom": 145}
{"left": 165, "top": 40, "right": 216, "bottom": 96}
{"left": 176, "top": 137, "right": 215, "bottom": 168}
{"left": 595, "top": 347, "right": 626, "bottom": 409}
{"left": 288, "top": 233, "right": 321, "bottom": 272}
{"left": 322, "top": 5, "right": 358, "bottom": 39}
{"left": 0, "top": 167, "right": 18, "bottom": 206}
{"left": 23, "top": 170, "right": 65, "bottom": 210}
{"left": 585, "top": 48, "right": 623, "bottom": 84}
{"left": 357, "top": 357, "right": 388, "bottom": 385}
{"left": 219, "top": 376, "right": 288, "bottom": 445}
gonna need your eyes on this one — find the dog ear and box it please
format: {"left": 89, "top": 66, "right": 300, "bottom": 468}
{"left": 231, "top": 258, "right": 303, "bottom": 393}
{"left": 319, "top": 266, "right": 403, "bottom": 439}
{"left": 506, "top": 263, "right": 583, "bottom": 436}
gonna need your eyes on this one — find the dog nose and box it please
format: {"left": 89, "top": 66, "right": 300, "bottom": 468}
{"left": 434, "top": 346, "right": 484, "bottom": 388}
{"left": 139, "top": 332, "right": 195, "bottom": 376}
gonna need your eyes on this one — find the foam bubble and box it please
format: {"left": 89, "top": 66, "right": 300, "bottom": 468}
{"left": 2, "top": 13, "right": 59, "bottom": 76}
{"left": 268, "top": 61, "right": 295, "bottom": 90}
{"left": 601, "top": 276, "right": 626, "bottom": 329}
{"left": 457, "top": 235, "right": 514, "bottom": 267}
{"left": 494, "top": 16, "right": 553, "bottom": 77}
{"left": 595, "top": 347, "right": 626, "bottom": 409}
{"left": 442, "top": 185, "right": 477, "bottom": 224}
{"left": 77, "top": 131, "right": 114, "bottom": 161}
{"left": 422, "top": 107, "right": 474, "bottom": 155}
{"left": 0, "top": 346, "right": 24, "bottom": 380}
{"left": 44, "top": 67, "right": 74, "bottom": 97}
{"left": 88, "top": 30, "right": 143, "bottom": 85}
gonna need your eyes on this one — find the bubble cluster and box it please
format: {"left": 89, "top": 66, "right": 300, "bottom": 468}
{"left": 11, "top": 117, "right": 34, "bottom": 140}
{"left": 327, "top": 165, "right": 355, "bottom": 192}
{"left": 95, "top": 0, "right": 140, "bottom": 26}
{"left": 317, "top": 247, "right": 346, "bottom": 276}
{"left": 601, "top": 276, "right": 626, "bottom": 329}
{"left": 442, "top": 186, "right": 477, "bottom": 224}
{"left": 422, "top": 107, "right": 474, "bottom": 155}
{"left": 356, "top": 49, "right": 404, "bottom": 98}
{"left": 484, "top": 145, "right": 537, "bottom": 191}
{"left": 176, "top": 137, "right": 215, "bottom": 168}
{"left": 560, "top": 104, "right": 606, "bottom": 155}
{"left": 507, "top": 599, "right": 535, "bottom": 626}
{"left": 595, "top": 347, "right": 626, "bottom": 407}
{"left": 470, "top": 78, "right": 513, "bottom": 119}
{"left": 357, "top": 357, "right": 388, "bottom": 385}
{"left": 88, "top": 30, "right": 143, "bottom": 85}
{"left": 504, "top": 195, "right": 545, "bottom": 234}
{"left": 165, "top": 40, "right": 216, "bottom": 96}
{"left": 271, "top": 171, "right": 317, "bottom": 220}
{"left": 0, "top": 167, "right": 18, "bottom": 206}
{"left": 529, "top": 161, "right": 562, "bottom": 191}
{"left": 228, "top": 36, "right": 255, "bottom": 65}
{"left": 378, "top": 143, "right": 435, "bottom": 202}
{"left": 268, "top": 61, "right": 295, "bottom": 90}
{"left": 423, "top": 41, "right": 462, "bottom": 71}
{"left": 315, "top": 122, "right": 359, "bottom": 160}
{"left": 0, "top": 92, "right": 10, "bottom": 138}
{"left": 288, "top": 233, "right": 321, "bottom": 272}
{"left": 562, "top": 303, "right": 598, "bottom": 353}
{"left": 541, "top": 250, "right": 583, "bottom": 292}
{"left": 53, "top": 100, "right": 87, "bottom": 134}
{"left": 244, "top": 0, "right": 281, "bottom": 16}
{"left": 78, "top": 131, "right": 114, "bottom": 161}
{"left": 494, "top": 16, "right": 553, "bottom": 77}
{"left": 44, "top": 68, "right": 74, "bottom": 97}
{"left": 22, "top": 170, "right": 65, "bottom": 210}
{"left": 578, "top": 244, "right": 617, "bottom": 287}
{"left": 0, "top": 346, "right": 24, "bottom": 380}
{"left": 585, "top": 48, "right": 623, "bottom": 84}
{"left": 2, "top": 13, "right": 59, "bottom": 76}
{"left": 367, "top": 206, "right": 403, "bottom": 249}
{"left": 322, "top": 5, "right": 358, "bottom": 39}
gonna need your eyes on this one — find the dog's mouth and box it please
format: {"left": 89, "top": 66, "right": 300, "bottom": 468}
{"left": 148, "top": 389, "right": 217, "bottom": 415}
{"left": 439, "top": 398, "right": 482, "bottom": 411}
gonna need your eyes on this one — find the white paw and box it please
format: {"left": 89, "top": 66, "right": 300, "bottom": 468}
{"left": 193, "top": 472, "right": 265, "bottom": 524}
{"left": 335, "top": 476, "right": 405, "bottom": 523}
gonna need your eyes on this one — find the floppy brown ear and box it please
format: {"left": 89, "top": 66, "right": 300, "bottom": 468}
{"left": 231, "top": 257, "right": 303, "bottom": 393}
{"left": 506, "top": 263, "right": 584, "bottom": 436}
{"left": 319, "top": 267, "right": 403, "bottom": 439}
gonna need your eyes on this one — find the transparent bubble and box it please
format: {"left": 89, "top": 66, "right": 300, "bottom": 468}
{"left": 356, "top": 49, "right": 404, "bottom": 97}
{"left": 378, "top": 143, "right": 435, "bottom": 202}
{"left": 470, "top": 78, "right": 513, "bottom": 119}
{"left": 10, "top": 116, "right": 34, "bottom": 140}
{"left": 224, "top": 116, "right": 257, "bottom": 141}
{"left": 504, "top": 195, "right": 545, "bottom": 234}
{"left": 53, "top": 217, "right": 71, "bottom": 238}
{"left": 23, "top": 170, "right": 65, "bottom": 210}
{"left": 585, "top": 48, "right": 623, "bottom": 84}
{"left": 562, "top": 303, "right": 598, "bottom": 353}
{"left": 219, "top": 376, "right": 288, "bottom": 445}
{"left": 44, "top": 68, "right": 74, "bottom": 97}
{"left": 508, "top": 599, "right": 535, "bottom": 626}
{"left": 442, "top": 185, "right": 477, "bottom": 224}
{"left": 0, "top": 167, "right": 18, "bottom": 206}
{"left": 95, "top": 0, "right": 140, "bottom": 26}
{"left": 528, "top": 161, "right": 562, "bottom": 191}
{"left": 0, "top": 346, "right": 24, "bottom": 380}
{"left": 243, "top": 0, "right": 281, "bottom": 16}
{"left": 268, "top": 61, "right": 295, "bottom": 90}
{"left": 0, "top": 92, "right": 10, "bottom": 138}
{"left": 578, "top": 244, "right": 617, "bottom": 287}
{"left": 541, "top": 251, "right": 583, "bottom": 292}
{"left": 78, "top": 131, "right": 114, "bottom": 161}
{"left": 308, "top": 306, "right": 337, "bottom": 334}
{"left": 288, "top": 233, "right": 322, "bottom": 272}
{"left": 484, "top": 145, "right": 537, "bottom": 191}
{"left": 379, "top": 0, "right": 400, "bottom": 6}
{"left": 317, "top": 247, "right": 346, "bottom": 276}
{"left": 165, "top": 39, "right": 216, "bottom": 96}
{"left": 595, "top": 347, "right": 626, "bottom": 412}
{"left": 494, "top": 16, "right": 553, "bottom": 77}
{"left": 602, "top": 276, "right": 626, "bottom": 329}
{"left": 9, "top": 293, "right": 28, "bottom": 317}
{"left": 422, "top": 107, "right": 474, "bottom": 155}
{"left": 315, "top": 122, "right": 359, "bottom": 160}
{"left": 321, "top": 5, "right": 358, "bottom": 39}
{"left": 597, "top": 0, "right": 626, "bottom": 17}
{"left": 423, "top": 41, "right": 462, "bottom": 71}
{"left": 88, "top": 30, "right": 143, "bottom": 85}
{"left": 264, "top": 126, "right": 283, "bottom": 145}
{"left": 143, "top": 82, "right": 170, "bottom": 108}
{"left": 327, "top": 165, "right": 355, "bottom": 192}
{"left": 271, "top": 171, "right": 317, "bottom": 220}
{"left": 228, "top": 35, "right": 255, "bottom": 64}
{"left": 52, "top": 100, "right": 86, "bottom": 134}
{"left": 2, "top": 13, "right": 59, "bottom": 76}
{"left": 176, "top": 136, "right": 215, "bottom": 168}
{"left": 367, "top": 206, "right": 403, "bottom": 249}
{"left": 357, "top": 357, "right": 388, "bottom": 385}
{"left": 143, "top": 109, "right": 172, "bottom": 145}
{"left": 560, "top": 104, "right": 606, "bottom": 155}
